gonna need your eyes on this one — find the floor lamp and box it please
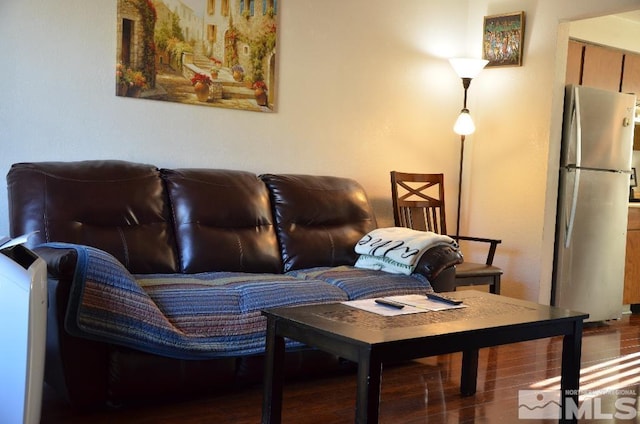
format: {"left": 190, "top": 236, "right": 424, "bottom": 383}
{"left": 449, "top": 58, "right": 488, "bottom": 238}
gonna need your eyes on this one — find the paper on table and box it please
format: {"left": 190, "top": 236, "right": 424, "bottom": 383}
{"left": 343, "top": 294, "right": 467, "bottom": 316}
{"left": 387, "top": 294, "right": 467, "bottom": 311}
{"left": 343, "top": 298, "right": 424, "bottom": 316}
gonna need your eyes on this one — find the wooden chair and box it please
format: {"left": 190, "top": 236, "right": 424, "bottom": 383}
{"left": 390, "top": 171, "right": 503, "bottom": 294}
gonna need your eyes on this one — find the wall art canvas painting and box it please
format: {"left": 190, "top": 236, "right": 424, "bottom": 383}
{"left": 482, "top": 11, "right": 525, "bottom": 67}
{"left": 116, "top": 0, "right": 278, "bottom": 112}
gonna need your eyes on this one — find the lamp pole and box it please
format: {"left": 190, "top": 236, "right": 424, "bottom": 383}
{"left": 456, "top": 133, "right": 465, "bottom": 239}
{"left": 455, "top": 77, "right": 472, "bottom": 239}
{"left": 449, "top": 58, "right": 488, "bottom": 240}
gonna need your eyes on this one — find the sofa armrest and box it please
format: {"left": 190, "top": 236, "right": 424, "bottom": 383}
{"left": 413, "top": 244, "right": 462, "bottom": 292}
{"left": 33, "top": 245, "right": 110, "bottom": 407}
{"left": 34, "top": 245, "right": 79, "bottom": 279}
{"left": 427, "top": 265, "right": 457, "bottom": 292}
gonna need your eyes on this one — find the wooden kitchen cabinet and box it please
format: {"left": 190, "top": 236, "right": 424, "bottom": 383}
{"left": 581, "top": 44, "right": 624, "bottom": 92}
{"left": 624, "top": 207, "right": 640, "bottom": 304}
{"left": 566, "top": 40, "right": 640, "bottom": 97}
{"left": 622, "top": 52, "right": 640, "bottom": 95}
{"left": 565, "top": 40, "right": 584, "bottom": 86}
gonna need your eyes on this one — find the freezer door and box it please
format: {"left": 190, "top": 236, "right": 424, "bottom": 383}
{"left": 562, "top": 85, "right": 635, "bottom": 171}
{"left": 554, "top": 168, "right": 627, "bottom": 322}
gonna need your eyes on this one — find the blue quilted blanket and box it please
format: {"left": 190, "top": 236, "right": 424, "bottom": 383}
{"left": 45, "top": 243, "right": 434, "bottom": 360}
{"left": 51, "top": 243, "right": 348, "bottom": 359}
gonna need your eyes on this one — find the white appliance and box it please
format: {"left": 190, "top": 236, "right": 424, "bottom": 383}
{"left": 553, "top": 85, "right": 637, "bottom": 322}
{"left": 0, "top": 242, "right": 47, "bottom": 424}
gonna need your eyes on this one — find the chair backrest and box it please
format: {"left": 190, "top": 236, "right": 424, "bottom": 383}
{"left": 390, "top": 171, "right": 447, "bottom": 234}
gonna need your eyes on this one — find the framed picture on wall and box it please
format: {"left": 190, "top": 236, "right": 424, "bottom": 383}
{"left": 115, "top": 0, "right": 279, "bottom": 112}
{"left": 482, "top": 11, "right": 525, "bottom": 67}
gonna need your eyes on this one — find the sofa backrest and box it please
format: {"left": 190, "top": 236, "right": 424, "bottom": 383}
{"left": 162, "top": 168, "right": 281, "bottom": 273}
{"left": 7, "top": 160, "right": 178, "bottom": 273}
{"left": 7, "top": 161, "right": 378, "bottom": 276}
{"left": 260, "top": 174, "right": 377, "bottom": 272}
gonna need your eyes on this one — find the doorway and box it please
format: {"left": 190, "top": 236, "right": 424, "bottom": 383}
{"left": 121, "top": 18, "right": 133, "bottom": 66}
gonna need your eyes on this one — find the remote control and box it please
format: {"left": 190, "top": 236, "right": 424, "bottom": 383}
{"left": 375, "top": 298, "right": 405, "bottom": 309}
{"left": 427, "top": 293, "right": 463, "bottom": 305}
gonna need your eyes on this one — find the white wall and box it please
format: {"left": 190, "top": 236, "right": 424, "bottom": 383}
{"left": 0, "top": 0, "right": 469, "bottom": 226}
{"left": 1, "top": 0, "right": 639, "bottom": 303}
{"left": 465, "top": 0, "right": 640, "bottom": 303}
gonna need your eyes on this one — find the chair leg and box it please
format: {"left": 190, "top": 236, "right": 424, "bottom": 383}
{"left": 490, "top": 276, "right": 501, "bottom": 295}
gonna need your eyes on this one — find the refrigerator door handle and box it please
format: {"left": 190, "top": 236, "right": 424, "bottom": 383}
{"left": 567, "top": 164, "right": 632, "bottom": 174}
{"left": 573, "top": 86, "right": 582, "bottom": 168}
{"left": 565, "top": 167, "right": 580, "bottom": 249}
{"left": 564, "top": 88, "right": 582, "bottom": 249}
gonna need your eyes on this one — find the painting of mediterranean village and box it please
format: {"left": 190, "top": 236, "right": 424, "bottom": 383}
{"left": 116, "top": 0, "right": 277, "bottom": 112}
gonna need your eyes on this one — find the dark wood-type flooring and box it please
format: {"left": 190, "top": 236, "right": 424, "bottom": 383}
{"left": 41, "top": 313, "right": 640, "bottom": 423}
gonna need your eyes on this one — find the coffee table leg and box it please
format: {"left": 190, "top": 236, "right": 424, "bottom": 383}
{"left": 560, "top": 319, "right": 583, "bottom": 424}
{"left": 262, "top": 318, "right": 285, "bottom": 424}
{"left": 460, "top": 349, "right": 479, "bottom": 396}
{"left": 356, "top": 351, "right": 382, "bottom": 424}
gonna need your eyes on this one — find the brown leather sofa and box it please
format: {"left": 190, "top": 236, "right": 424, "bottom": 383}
{"left": 7, "top": 160, "right": 462, "bottom": 407}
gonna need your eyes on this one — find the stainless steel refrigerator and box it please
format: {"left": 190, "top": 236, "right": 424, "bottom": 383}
{"left": 552, "top": 85, "right": 637, "bottom": 322}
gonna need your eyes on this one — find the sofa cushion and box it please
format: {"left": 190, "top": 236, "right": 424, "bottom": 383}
{"left": 57, "top": 242, "right": 348, "bottom": 358}
{"left": 7, "top": 160, "right": 177, "bottom": 273}
{"left": 162, "top": 169, "right": 282, "bottom": 273}
{"left": 288, "top": 266, "right": 433, "bottom": 300}
{"left": 261, "top": 174, "right": 377, "bottom": 272}
{"left": 138, "top": 273, "right": 348, "bottom": 356}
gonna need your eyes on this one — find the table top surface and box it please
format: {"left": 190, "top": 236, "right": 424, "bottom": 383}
{"left": 263, "top": 291, "right": 589, "bottom": 346}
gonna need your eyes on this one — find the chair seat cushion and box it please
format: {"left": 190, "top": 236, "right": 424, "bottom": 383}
{"left": 455, "top": 262, "right": 503, "bottom": 277}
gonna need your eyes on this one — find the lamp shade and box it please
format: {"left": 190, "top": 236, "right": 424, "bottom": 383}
{"left": 453, "top": 109, "right": 475, "bottom": 135}
{"left": 449, "top": 58, "right": 489, "bottom": 79}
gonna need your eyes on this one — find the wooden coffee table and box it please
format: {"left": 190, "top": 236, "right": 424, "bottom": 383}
{"left": 261, "top": 290, "right": 588, "bottom": 424}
